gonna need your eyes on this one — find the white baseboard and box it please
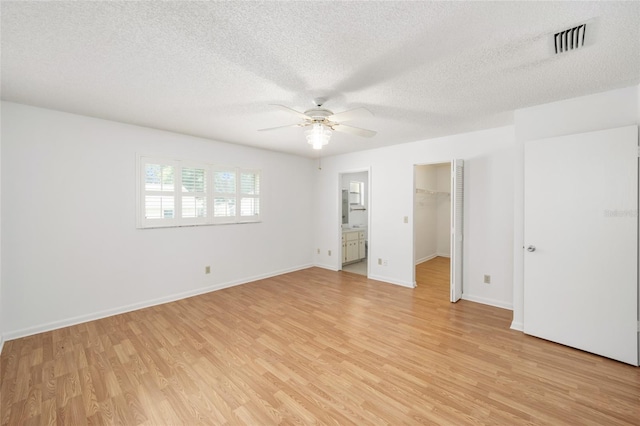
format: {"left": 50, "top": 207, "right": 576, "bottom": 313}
{"left": 461, "top": 294, "right": 513, "bottom": 310}
{"left": 314, "top": 262, "right": 340, "bottom": 272}
{"left": 3, "top": 263, "right": 313, "bottom": 342}
{"left": 415, "top": 253, "right": 437, "bottom": 265}
{"left": 368, "top": 274, "right": 416, "bottom": 288}
{"left": 510, "top": 321, "right": 524, "bottom": 332}
{"left": 415, "top": 253, "right": 451, "bottom": 265}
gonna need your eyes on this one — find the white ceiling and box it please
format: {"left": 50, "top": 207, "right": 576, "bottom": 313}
{"left": 2, "top": 1, "right": 639, "bottom": 158}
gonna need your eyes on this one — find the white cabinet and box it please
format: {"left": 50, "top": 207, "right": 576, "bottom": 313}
{"left": 342, "top": 231, "right": 366, "bottom": 265}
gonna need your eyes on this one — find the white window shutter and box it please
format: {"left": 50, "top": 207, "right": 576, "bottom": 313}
{"left": 140, "top": 158, "right": 178, "bottom": 228}
{"left": 239, "top": 170, "right": 261, "bottom": 221}
{"left": 213, "top": 167, "right": 238, "bottom": 224}
{"left": 181, "top": 165, "right": 208, "bottom": 225}
{"left": 139, "top": 157, "right": 261, "bottom": 228}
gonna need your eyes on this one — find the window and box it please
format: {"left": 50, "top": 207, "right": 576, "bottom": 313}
{"left": 349, "top": 181, "right": 364, "bottom": 206}
{"left": 212, "top": 168, "right": 237, "bottom": 223}
{"left": 138, "top": 157, "right": 261, "bottom": 228}
{"left": 239, "top": 170, "right": 260, "bottom": 220}
{"left": 212, "top": 167, "right": 261, "bottom": 223}
{"left": 182, "top": 166, "right": 207, "bottom": 220}
{"left": 144, "top": 161, "right": 177, "bottom": 225}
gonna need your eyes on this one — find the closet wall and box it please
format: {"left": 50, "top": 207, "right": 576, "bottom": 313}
{"left": 415, "top": 163, "right": 450, "bottom": 263}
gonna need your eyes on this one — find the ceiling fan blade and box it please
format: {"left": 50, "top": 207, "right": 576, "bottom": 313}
{"left": 258, "top": 123, "right": 305, "bottom": 132}
{"left": 326, "top": 107, "right": 373, "bottom": 122}
{"left": 270, "top": 104, "right": 312, "bottom": 120}
{"left": 332, "top": 124, "right": 377, "bottom": 138}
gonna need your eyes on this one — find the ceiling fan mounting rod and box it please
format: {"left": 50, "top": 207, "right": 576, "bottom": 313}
{"left": 313, "top": 97, "right": 327, "bottom": 107}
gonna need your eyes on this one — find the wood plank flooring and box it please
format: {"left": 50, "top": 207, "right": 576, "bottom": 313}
{"left": 2, "top": 257, "right": 639, "bottom": 425}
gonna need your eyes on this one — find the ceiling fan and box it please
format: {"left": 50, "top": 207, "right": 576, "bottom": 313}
{"left": 259, "top": 98, "right": 376, "bottom": 150}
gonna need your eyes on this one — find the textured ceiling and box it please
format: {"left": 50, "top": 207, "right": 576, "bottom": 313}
{"left": 2, "top": 1, "right": 639, "bottom": 158}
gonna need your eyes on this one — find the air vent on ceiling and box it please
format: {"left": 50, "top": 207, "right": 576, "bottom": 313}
{"left": 554, "top": 24, "right": 586, "bottom": 54}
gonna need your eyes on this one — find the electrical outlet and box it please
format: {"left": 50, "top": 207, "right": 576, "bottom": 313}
{"left": 378, "top": 258, "right": 382, "bottom": 265}
{"left": 328, "top": 250, "right": 332, "bottom": 256}
{"left": 383, "top": 260, "right": 388, "bottom": 266}
{"left": 484, "top": 274, "right": 491, "bottom": 284}
{"left": 205, "top": 266, "right": 211, "bottom": 274}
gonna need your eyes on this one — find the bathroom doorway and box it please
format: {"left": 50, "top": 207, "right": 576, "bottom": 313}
{"left": 339, "top": 170, "right": 370, "bottom": 277}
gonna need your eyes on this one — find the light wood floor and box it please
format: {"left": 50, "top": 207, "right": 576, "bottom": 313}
{"left": 2, "top": 257, "right": 639, "bottom": 425}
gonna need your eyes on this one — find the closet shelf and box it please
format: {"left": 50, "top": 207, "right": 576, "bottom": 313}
{"left": 416, "top": 188, "right": 450, "bottom": 195}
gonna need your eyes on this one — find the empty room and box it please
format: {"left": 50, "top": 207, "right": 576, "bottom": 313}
{"left": 1, "top": 1, "right": 639, "bottom": 425}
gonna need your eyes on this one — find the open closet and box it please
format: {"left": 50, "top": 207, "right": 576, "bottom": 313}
{"left": 414, "top": 160, "right": 464, "bottom": 302}
{"left": 414, "top": 163, "right": 451, "bottom": 264}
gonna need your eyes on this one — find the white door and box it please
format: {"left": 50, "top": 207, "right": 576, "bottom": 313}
{"left": 524, "top": 125, "right": 638, "bottom": 366}
{"left": 450, "top": 160, "right": 464, "bottom": 302}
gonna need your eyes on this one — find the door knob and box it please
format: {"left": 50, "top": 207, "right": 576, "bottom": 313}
{"left": 527, "top": 245, "right": 536, "bottom": 252}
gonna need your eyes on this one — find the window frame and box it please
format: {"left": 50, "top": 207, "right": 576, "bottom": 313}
{"left": 137, "top": 156, "right": 262, "bottom": 229}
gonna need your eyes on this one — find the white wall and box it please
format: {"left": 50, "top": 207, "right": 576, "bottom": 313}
{"left": 512, "top": 85, "right": 640, "bottom": 330}
{"left": 313, "top": 125, "right": 515, "bottom": 309}
{"left": 414, "top": 165, "right": 438, "bottom": 262}
{"left": 1, "top": 102, "right": 315, "bottom": 339}
{"left": 435, "top": 164, "right": 451, "bottom": 257}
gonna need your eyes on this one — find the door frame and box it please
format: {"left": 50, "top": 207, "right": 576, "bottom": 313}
{"left": 338, "top": 167, "right": 371, "bottom": 277}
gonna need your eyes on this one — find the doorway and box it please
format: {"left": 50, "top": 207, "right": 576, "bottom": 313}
{"left": 413, "top": 160, "right": 464, "bottom": 301}
{"left": 340, "top": 170, "right": 369, "bottom": 276}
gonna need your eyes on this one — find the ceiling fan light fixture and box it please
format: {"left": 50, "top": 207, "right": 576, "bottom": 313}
{"left": 261, "top": 100, "right": 376, "bottom": 149}
{"left": 305, "top": 123, "right": 332, "bottom": 150}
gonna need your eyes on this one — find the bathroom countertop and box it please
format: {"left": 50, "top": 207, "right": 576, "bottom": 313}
{"left": 342, "top": 227, "right": 367, "bottom": 233}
